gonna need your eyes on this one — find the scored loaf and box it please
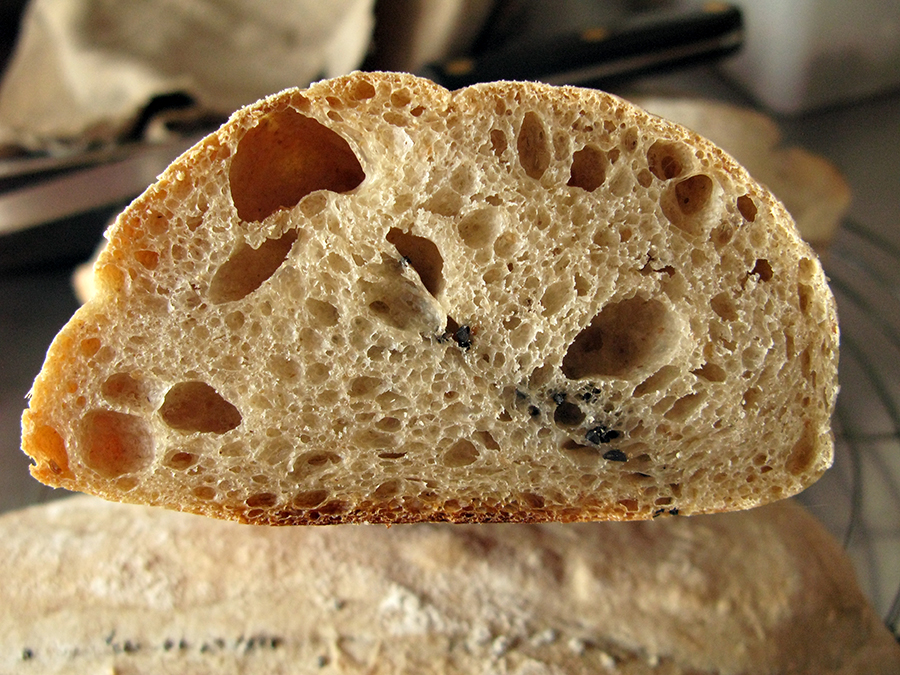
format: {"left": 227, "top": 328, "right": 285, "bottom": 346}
{"left": 21, "top": 71, "right": 839, "bottom": 524}
{"left": 2, "top": 496, "right": 898, "bottom": 674}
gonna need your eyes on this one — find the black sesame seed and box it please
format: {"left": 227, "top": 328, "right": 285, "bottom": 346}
{"left": 602, "top": 449, "right": 628, "bottom": 462}
{"left": 454, "top": 324, "right": 472, "bottom": 350}
{"left": 551, "top": 391, "right": 567, "bottom": 405}
{"left": 123, "top": 640, "right": 140, "bottom": 654}
{"left": 581, "top": 392, "right": 593, "bottom": 402}
{"left": 271, "top": 636, "right": 284, "bottom": 649}
{"left": 669, "top": 508, "right": 680, "bottom": 516}
{"left": 585, "top": 425, "right": 621, "bottom": 445}
{"left": 22, "top": 648, "right": 34, "bottom": 661}
{"left": 163, "top": 639, "right": 175, "bottom": 651}
{"left": 652, "top": 509, "right": 666, "bottom": 518}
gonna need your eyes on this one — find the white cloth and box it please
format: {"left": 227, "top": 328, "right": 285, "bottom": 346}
{"left": 0, "top": 0, "right": 375, "bottom": 152}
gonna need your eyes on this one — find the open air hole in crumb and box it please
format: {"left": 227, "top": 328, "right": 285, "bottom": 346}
{"left": 158, "top": 382, "right": 242, "bottom": 434}
{"left": 386, "top": 228, "right": 444, "bottom": 297}
{"left": 516, "top": 111, "right": 551, "bottom": 179}
{"left": 228, "top": 108, "right": 365, "bottom": 222}
{"left": 208, "top": 230, "right": 298, "bottom": 304}
{"left": 562, "top": 297, "right": 681, "bottom": 380}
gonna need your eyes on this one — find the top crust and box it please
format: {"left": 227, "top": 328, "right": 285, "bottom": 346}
{"left": 21, "top": 72, "right": 839, "bottom": 524}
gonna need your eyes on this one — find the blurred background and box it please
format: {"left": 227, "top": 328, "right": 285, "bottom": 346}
{"left": 1, "top": 0, "right": 898, "bottom": 638}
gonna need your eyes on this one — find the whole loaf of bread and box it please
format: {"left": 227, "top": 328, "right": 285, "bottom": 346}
{"left": 22, "top": 72, "right": 838, "bottom": 524}
{"left": 1, "top": 496, "right": 897, "bottom": 674}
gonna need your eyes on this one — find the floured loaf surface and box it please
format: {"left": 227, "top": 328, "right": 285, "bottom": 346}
{"left": 21, "top": 72, "right": 839, "bottom": 524}
{"left": 3, "top": 497, "right": 898, "bottom": 675}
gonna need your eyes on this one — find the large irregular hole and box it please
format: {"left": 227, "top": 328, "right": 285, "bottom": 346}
{"left": 541, "top": 280, "right": 573, "bottom": 317}
{"left": 647, "top": 141, "right": 688, "bottom": 180}
{"left": 209, "top": 230, "right": 298, "bottom": 304}
{"left": 785, "top": 424, "right": 818, "bottom": 476}
{"left": 693, "top": 362, "right": 727, "bottom": 382}
{"left": 163, "top": 450, "right": 197, "bottom": 470}
{"left": 662, "top": 174, "right": 715, "bottom": 236}
{"left": 306, "top": 297, "right": 340, "bottom": 327}
{"left": 633, "top": 365, "right": 681, "bottom": 397}
{"left": 517, "top": 111, "right": 551, "bottom": 179}
{"left": 664, "top": 392, "right": 705, "bottom": 422}
{"left": 737, "top": 194, "right": 757, "bottom": 222}
{"left": 386, "top": 228, "right": 444, "bottom": 297}
{"left": 294, "top": 489, "right": 329, "bottom": 508}
{"left": 81, "top": 410, "right": 153, "bottom": 478}
{"left": 562, "top": 297, "right": 683, "bottom": 380}
{"left": 443, "top": 439, "right": 480, "bottom": 467}
{"left": 246, "top": 492, "right": 278, "bottom": 508}
{"left": 229, "top": 107, "right": 365, "bottom": 222}
{"left": 158, "top": 381, "right": 242, "bottom": 434}
{"left": 457, "top": 208, "right": 501, "bottom": 249}
{"left": 490, "top": 129, "right": 507, "bottom": 157}
{"left": 567, "top": 146, "right": 606, "bottom": 191}
{"left": 673, "top": 174, "right": 713, "bottom": 216}
{"left": 711, "top": 292, "right": 739, "bottom": 321}
{"left": 101, "top": 372, "right": 148, "bottom": 408}
{"left": 553, "top": 401, "right": 586, "bottom": 428}
{"left": 750, "top": 258, "right": 774, "bottom": 282}
{"left": 290, "top": 451, "right": 342, "bottom": 479}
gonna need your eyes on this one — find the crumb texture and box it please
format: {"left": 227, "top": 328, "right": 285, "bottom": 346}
{"left": 22, "top": 72, "right": 839, "bottom": 524}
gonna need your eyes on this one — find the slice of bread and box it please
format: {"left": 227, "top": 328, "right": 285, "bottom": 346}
{"left": 628, "top": 96, "right": 852, "bottom": 253}
{"left": 21, "top": 72, "right": 839, "bottom": 524}
{"left": 2, "top": 496, "right": 898, "bottom": 674}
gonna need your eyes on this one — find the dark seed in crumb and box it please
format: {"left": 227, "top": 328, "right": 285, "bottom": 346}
{"left": 528, "top": 405, "right": 541, "bottom": 417}
{"left": 581, "top": 392, "right": 593, "bottom": 402}
{"left": 454, "top": 324, "right": 472, "bottom": 350}
{"left": 586, "top": 425, "right": 621, "bottom": 445}
{"left": 123, "top": 640, "right": 140, "bottom": 654}
{"left": 22, "top": 648, "right": 34, "bottom": 661}
{"left": 602, "top": 449, "right": 628, "bottom": 462}
{"left": 669, "top": 508, "right": 680, "bottom": 516}
{"left": 163, "top": 639, "right": 175, "bottom": 651}
{"left": 552, "top": 391, "right": 567, "bottom": 405}
{"left": 652, "top": 509, "right": 666, "bottom": 518}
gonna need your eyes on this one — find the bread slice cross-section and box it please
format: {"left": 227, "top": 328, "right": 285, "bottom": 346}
{"left": 21, "top": 72, "right": 839, "bottom": 524}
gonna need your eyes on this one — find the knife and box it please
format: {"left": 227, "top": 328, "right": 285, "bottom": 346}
{"left": 421, "top": 1, "right": 743, "bottom": 89}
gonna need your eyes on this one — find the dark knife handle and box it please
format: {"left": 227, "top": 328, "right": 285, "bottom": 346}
{"left": 423, "top": 2, "right": 743, "bottom": 89}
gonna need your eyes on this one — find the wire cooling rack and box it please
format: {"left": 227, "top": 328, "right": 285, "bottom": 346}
{"left": 796, "top": 217, "right": 900, "bottom": 640}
